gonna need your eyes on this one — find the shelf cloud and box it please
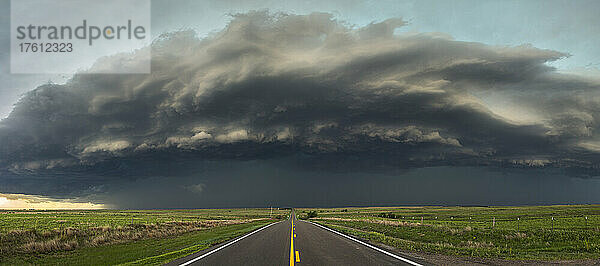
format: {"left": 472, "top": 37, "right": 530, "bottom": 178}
{"left": 1, "top": 11, "right": 600, "bottom": 207}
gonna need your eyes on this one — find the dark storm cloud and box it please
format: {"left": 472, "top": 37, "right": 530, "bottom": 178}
{"left": 1, "top": 11, "right": 600, "bottom": 205}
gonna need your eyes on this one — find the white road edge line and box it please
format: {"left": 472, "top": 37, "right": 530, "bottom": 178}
{"left": 178, "top": 220, "right": 282, "bottom": 266}
{"left": 305, "top": 221, "right": 423, "bottom": 266}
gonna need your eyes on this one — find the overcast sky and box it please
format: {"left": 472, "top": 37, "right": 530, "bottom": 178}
{"left": 1, "top": 0, "right": 600, "bottom": 208}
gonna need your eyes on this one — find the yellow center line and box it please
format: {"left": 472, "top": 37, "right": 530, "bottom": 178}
{"left": 290, "top": 215, "right": 295, "bottom": 266}
{"left": 296, "top": 251, "right": 300, "bottom": 262}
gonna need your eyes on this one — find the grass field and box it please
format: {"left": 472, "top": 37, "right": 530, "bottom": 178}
{"left": 0, "top": 208, "right": 287, "bottom": 265}
{"left": 3, "top": 205, "right": 599, "bottom": 264}
{"left": 297, "top": 205, "right": 600, "bottom": 261}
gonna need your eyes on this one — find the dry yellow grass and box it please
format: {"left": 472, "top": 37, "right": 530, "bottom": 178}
{"left": 22, "top": 239, "right": 79, "bottom": 253}
{"left": 16, "top": 218, "right": 267, "bottom": 254}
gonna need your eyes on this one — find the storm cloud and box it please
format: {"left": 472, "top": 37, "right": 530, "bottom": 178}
{"left": 1, "top": 11, "right": 600, "bottom": 207}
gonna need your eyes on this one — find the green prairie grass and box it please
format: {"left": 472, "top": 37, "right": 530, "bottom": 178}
{"left": 0, "top": 208, "right": 286, "bottom": 265}
{"left": 298, "top": 205, "right": 600, "bottom": 261}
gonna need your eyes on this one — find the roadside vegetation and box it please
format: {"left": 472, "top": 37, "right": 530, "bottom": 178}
{"left": 298, "top": 205, "right": 600, "bottom": 261}
{"left": 0, "top": 208, "right": 286, "bottom": 265}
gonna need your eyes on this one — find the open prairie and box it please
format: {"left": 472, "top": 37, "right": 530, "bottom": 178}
{"left": 0, "top": 208, "right": 287, "bottom": 265}
{"left": 298, "top": 205, "right": 600, "bottom": 262}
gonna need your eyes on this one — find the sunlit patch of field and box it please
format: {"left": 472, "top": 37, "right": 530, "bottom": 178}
{"left": 297, "top": 205, "right": 600, "bottom": 261}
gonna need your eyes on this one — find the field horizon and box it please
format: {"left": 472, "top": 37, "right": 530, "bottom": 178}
{"left": 1, "top": 204, "right": 599, "bottom": 265}
{"left": 5, "top": 203, "right": 600, "bottom": 211}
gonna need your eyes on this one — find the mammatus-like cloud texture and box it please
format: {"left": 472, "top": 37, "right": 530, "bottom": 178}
{"left": 1, "top": 12, "right": 600, "bottom": 204}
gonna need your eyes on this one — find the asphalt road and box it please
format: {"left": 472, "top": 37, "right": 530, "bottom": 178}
{"left": 169, "top": 211, "right": 425, "bottom": 266}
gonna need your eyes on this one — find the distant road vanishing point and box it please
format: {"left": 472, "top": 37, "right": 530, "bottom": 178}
{"left": 168, "top": 211, "right": 425, "bottom": 266}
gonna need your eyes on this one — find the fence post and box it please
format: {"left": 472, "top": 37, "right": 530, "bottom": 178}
{"left": 492, "top": 217, "right": 495, "bottom": 229}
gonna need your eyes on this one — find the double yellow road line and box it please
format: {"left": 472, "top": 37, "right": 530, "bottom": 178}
{"left": 290, "top": 215, "right": 300, "bottom": 265}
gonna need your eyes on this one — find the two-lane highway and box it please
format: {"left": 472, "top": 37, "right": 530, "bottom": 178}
{"left": 169, "top": 211, "right": 424, "bottom": 265}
